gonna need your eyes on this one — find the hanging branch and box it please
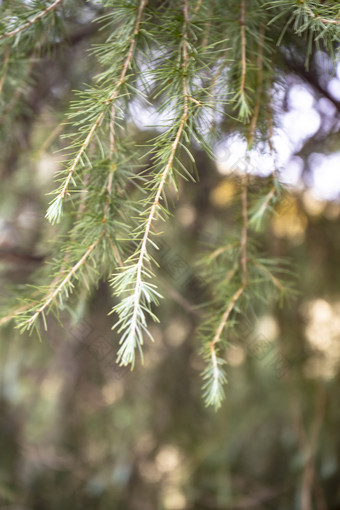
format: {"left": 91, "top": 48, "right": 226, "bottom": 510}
{"left": 248, "top": 22, "right": 266, "bottom": 148}
{"left": 0, "top": 0, "right": 304, "bottom": 410}
{"left": 111, "top": 0, "right": 194, "bottom": 368}
{"left": 247, "top": 24, "right": 280, "bottom": 231}
{"left": 0, "top": 304, "right": 31, "bottom": 328}
{"left": 235, "top": 0, "right": 251, "bottom": 121}
{"left": 201, "top": 0, "right": 253, "bottom": 410}
{"left": 240, "top": 0, "right": 247, "bottom": 105}
{"left": 46, "top": 0, "right": 148, "bottom": 222}
{"left": 204, "top": 170, "right": 248, "bottom": 409}
{"left": 22, "top": 232, "right": 105, "bottom": 331}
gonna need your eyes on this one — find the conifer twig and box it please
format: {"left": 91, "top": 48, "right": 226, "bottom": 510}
{"left": 24, "top": 232, "right": 105, "bottom": 327}
{"left": 0, "top": 304, "right": 31, "bottom": 327}
{"left": 208, "top": 175, "right": 248, "bottom": 380}
{"left": 234, "top": 0, "right": 251, "bottom": 120}
{"left": 126, "top": 0, "right": 190, "bottom": 350}
{"left": 248, "top": 22, "right": 265, "bottom": 148}
{"left": 205, "top": 33, "right": 256, "bottom": 403}
{"left": 252, "top": 260, "right": 284, "bottom": 292}
{"left": 56, "top": 0, "right": 147, "bottom": 201}
{"left": 0, "top": 0, "right": 63, "bottom": 40}
{"left": 209, "top": 286, "right": 244, "bottom": 372}
{"left": 240, "top": 0, "right": 247, "bottom": 102}
{"left": 303, "top": 4, "right": 340, "bottom": 26}
{"left": 0, "top": 36, "right": 44, "bottom": 124}
{"left": 240, "top": 173, "right": 248, "bottom": 286}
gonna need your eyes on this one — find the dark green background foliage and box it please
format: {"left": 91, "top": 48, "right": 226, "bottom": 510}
{"left": 0, "top": 0, "right": 340, "bottom": 508}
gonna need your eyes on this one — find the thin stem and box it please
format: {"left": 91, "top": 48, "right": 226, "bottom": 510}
{"left": 0, "top": 0, "right": 63, "bottom": 40}
{"left": 263, "top": 100, "right": 280, "bottom": 207}
{"left": 0, "top": 46, "right": 10, "bottom": 95}
{"left": 303, "top": 4, "right": 340, "bottom": 26}
{"left": 248, "top": 22, "right": 266, "bottom": 148}
{"left": 107, "top": 233, "right": 123, "bottom": 268}
{"left": 266, "top": 98, "right": 279, "bottom": 177}
{"left": 210, "top": 286, "right": 244, "bottom": 351}
{"left": 239, "top": 0, "right": 247, "bottom": 100}
{"left": 208, "top": 138, "right": 249, "bottom": 388}
{"left": 127, "top": 0, "right": 190, "bottom": 343}
{"left": 241, "top": 172, "right": 248, "bottom": 286}
{"left": 0, "top": 53, "right": 36, "bottom": 124}
{"left": 59, "top": 0, "right": 147, "bottom": 199}
{"left": 25, "top": 232, "right": 104, "bottom": 327}
{"left": 207, "top": 243, "right": 235, "bottom": 262}
{"left": 256, "top": 186, "right": 276, "bottom": 219}
{"left": 0, "top": 304, "right": 31, "bottom": 327}
{"left": 252, "top": 259, "right": 284, "bottom": 291}
{"left": 35, "top": 120, "right": 64, "bottom": 159}
{"left": 109, "top": 105, "right": 116, "bottom": 158}
{"left": 209, "top": 286, "right": 244, "bottom": 381}
{"left": 159, "top": 277, "right": 201, "bottom": 317}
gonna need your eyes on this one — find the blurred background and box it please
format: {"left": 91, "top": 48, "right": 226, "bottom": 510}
{"left": 1, "top": 2, "right": 340, "bottom": 509}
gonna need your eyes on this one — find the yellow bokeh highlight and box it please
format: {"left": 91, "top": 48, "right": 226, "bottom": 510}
{"left": 210, "top": 179, "right": 237, "bottom": 208}
{"left": 272, "top": 196, "right": 308, "bottom": 242}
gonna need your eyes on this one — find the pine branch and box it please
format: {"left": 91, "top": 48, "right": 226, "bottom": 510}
{"left": 204, "top": 174, "right": 248, "bottom": 410}
{"left": 0, "top": 0, "right": 307, "bottom": 411}
{"left": 46, "top": 0, "right": 148, "bottom": 223}
{"left": 22, "top": 231, "right": 105, "bottom": 331}
{"left": 248, "top": 22, "right": 266, "bottom": 147}
{"left": 240, "top": 0, "right": 247, "bottom": 106}
{"left": 111, "top": 0, "right": 193, "bottom": 368}
{"left": 235, "top": 0, "right": 251, "bottom": 121}
{"left": 0, "top": 304, "right": 31, "bottom": 328}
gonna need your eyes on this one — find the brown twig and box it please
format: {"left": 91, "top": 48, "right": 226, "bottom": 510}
{"left": 248, "top": 22, "right": 266, "bottom": 148}
{"left": 208, "top": 0, "right": 251, "bottom": 380}
{"left": 208, "top": 173, "right": 248, "bottom": 378}
{"left": 0, "top": 304, "right": 31, "bottom": 327}
{"left": 239, "top": 0, "right": 247, "bottom": 101}
{"left": 240, "top": 172, "right": 248, "bottom": 286}
{"left": 159, "top": 277, "right": 202, "bottom": 317}
{"left": 252, "top": 259, "right": 284, "bottom": 292}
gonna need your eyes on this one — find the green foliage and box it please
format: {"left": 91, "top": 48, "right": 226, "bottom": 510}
{"left": 0, "top": 0, "right": 339, "bottom": 409}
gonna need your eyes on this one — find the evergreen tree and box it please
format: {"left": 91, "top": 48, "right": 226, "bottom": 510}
{"left": 0, "top": 0, "right": 339, "bottom": 409}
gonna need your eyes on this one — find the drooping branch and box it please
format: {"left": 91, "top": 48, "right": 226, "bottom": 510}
{"left": 239, "top": 0, "right": 247, "bottom": 103}
{"left": 24, "top": 232, "right": 105, "bottom": 329}
{"left": 48, "top": 0, "right": 148, "bottom": 209}
{"left": 117, "top": 0, "right": 191, "bottom": 364}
